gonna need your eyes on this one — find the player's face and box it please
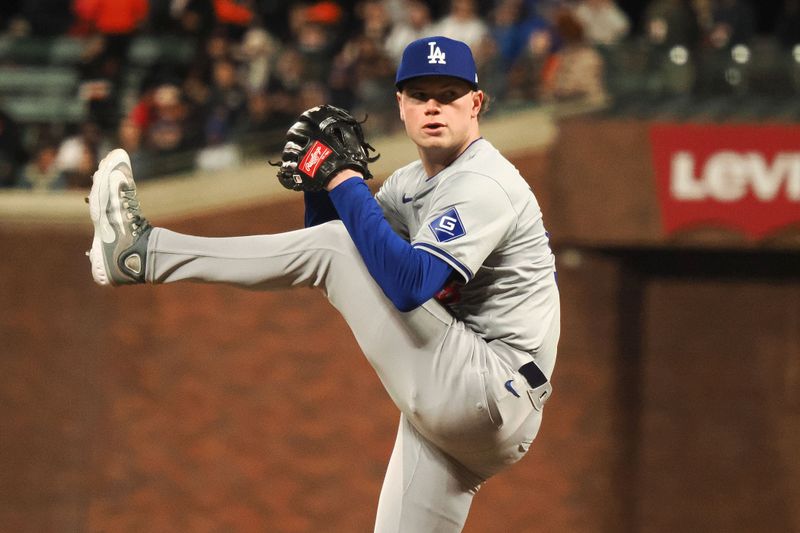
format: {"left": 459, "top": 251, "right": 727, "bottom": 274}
{"left": 397, "top": 76, "right": 483, "bottom": 168}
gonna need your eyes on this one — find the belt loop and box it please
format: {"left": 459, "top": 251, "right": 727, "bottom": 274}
{"left": 527, "top": 382, "right": 552, "bottom": 412}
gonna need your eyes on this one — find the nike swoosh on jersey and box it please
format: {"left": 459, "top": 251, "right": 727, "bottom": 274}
{"left": 504, "top": 379, "right": 520, "bottom": 398}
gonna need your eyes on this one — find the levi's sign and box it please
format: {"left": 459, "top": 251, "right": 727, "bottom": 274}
{"left": 650, "top": 124, "right": 800, "bottom": 239}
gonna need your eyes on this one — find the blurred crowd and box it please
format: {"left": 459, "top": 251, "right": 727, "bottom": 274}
{"left": 0, "top": 0, "right": 797, "bottom": 191}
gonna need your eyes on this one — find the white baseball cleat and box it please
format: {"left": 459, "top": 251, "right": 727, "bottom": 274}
{"left": 87, "top": 148, "right": 151, "bottom": 285}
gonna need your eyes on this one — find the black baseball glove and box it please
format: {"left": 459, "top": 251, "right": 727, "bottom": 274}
{"left": 270, "top": 105, "right": 380, "bottom": 192}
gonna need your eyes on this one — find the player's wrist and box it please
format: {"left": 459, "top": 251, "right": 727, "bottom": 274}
{"left": 326, "top": 170, "right": 364, "bottom": 191}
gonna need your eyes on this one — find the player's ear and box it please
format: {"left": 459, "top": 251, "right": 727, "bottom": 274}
{"left": 471, "top": 90, "right": 484, "bottom": 118}
{"left": 396, "top": 92, "right": 405, "bottom": 122}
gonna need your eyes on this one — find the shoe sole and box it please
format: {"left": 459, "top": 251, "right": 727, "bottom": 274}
{"left": 88, "top": 149, "right": 132, "bottom": 286}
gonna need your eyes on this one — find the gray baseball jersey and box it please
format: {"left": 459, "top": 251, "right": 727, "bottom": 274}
{"left": 376, "top": 138, "right": 558, "bottom": 374}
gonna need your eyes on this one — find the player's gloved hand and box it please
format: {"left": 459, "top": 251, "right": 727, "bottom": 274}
{"left": 270, "top": 105, "right": 380, "bottom": 192}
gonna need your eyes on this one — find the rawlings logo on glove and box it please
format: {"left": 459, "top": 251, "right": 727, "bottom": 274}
{"left": 270, "top": 105, "right": 380, "bottom": 192}
{"left": 300, "top": 141, "right": 333, "bottom": 177}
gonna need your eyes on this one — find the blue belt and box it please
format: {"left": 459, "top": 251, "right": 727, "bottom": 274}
{"left": 519, "top": 361, "right": 547, "bottom": 388}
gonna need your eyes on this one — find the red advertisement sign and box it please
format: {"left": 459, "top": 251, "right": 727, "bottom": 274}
{"left": 650, "top": 124, "right": 800, "bottom": 239}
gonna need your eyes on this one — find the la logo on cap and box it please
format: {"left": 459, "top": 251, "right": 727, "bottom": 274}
{"left": 427, "top": 41, "right": 446, "bottom": 64}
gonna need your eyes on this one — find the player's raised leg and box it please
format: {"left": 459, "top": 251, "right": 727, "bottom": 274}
{"left": 87, "top": 148, "right": 152, "bottom": 286}
{"left": 144, "top": 222, "right": 541, "bottom": 478}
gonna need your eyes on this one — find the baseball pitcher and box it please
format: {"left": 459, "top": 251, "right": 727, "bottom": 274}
{"left": 87, "top": 36, "right": 560, "bottom": 532}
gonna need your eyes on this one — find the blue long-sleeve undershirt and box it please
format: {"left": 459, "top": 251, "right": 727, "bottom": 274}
{"left": 303, "top": 191, "right": 339, "bottom": 227}
{"left": 315, "top": 177, "right": 454, "bottom": 312}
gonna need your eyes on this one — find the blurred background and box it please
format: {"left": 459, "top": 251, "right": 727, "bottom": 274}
{"left": 1, "top": 0, "right": 799, "bottom": 532}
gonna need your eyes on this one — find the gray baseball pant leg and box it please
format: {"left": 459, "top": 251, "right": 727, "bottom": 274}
{"left": 144, "top": 221, "right": 545, "bottom": 532}
{"left": 373, "top": 414, "right": 480, "bottom": 533}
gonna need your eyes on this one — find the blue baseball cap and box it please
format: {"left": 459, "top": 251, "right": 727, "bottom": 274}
{"left": 395, "top": 36, "right": 478, "bottom": 90}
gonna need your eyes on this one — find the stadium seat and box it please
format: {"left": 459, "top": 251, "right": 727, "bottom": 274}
{"left": 0, "top": 66, "right": 79, "bottom": 96}
{"left": 0, "top": 95, "right": 86, "bottom": 123}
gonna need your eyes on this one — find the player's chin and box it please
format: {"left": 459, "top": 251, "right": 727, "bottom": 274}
{"left": 416, "top": 132, "right": 450, "bottom": 149}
